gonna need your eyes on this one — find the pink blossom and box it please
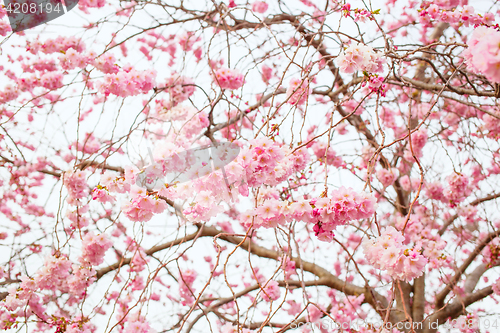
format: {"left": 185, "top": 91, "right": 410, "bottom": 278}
{"left": 493, "top": 278, "right": 500, "bottom": 296}
{"left": 335, "top": 43, "right": 385, "bottom": 74}
{"left": 63, "top": 170, "right": 89, "bottom": 206}
{"left": 80, "top": 232, "right": 113, "bottom": 266}
{"left": 261, "top": 280, "right": 281, "bottom": 302}
{"left": 463, "top": 27, "right": 500, "bottom": 83}
{"left": 376, "top": 168, "right": 399, "bottom": 187}
{"left": 97, "top": 69, "right": 157, "bottom": 97}
{"left": 39, "top": 72, "right": 64, "bottom": 90}
{"left": 92, "top": 187, "right": 115, "bottom": 203}
{"left": 34, "top": 255, "right": 71, "bottom": 290}
{"left": 261, "top": 64, "right": 273, "bottom": 83}
{"left": 68, "top": 264, "right": 96, "bottom": 297}
{"left": 93, "top": 53, "right": 119, "bottom": 74}
{"left": 286, "top": 78, "right": 310, "bottom": 106}
{"left": 443, "top": 173, "right": 471, "bottom": 205}
{"left": 163, "top": 75, "right": 196, "bottom": 107}
{"left": 122, "top": 197, "right": 155, "bottom": 222}
{"left": 251, "top": 1, "right": 268, "bottom": 13}
{"left": 179, "top": 269, "right": 197, "bottom": 306}
{"left": 213, "top": 67, "right": 245, "bottom": 90}
{"left": 362, "top": 226, "right": 427, "bottom": 281}
{"left": 425, "top": 181, "right": 445, "bottom": 201}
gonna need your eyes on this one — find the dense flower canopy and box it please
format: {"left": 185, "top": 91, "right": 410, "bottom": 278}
{"left": 0, "top": 0, "right": 500, "bottom": 333}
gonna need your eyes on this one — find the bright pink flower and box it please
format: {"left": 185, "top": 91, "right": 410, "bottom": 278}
{"left": 213, "top": 67, "right": 244, "bottom": 90}
{"left": 425, "top": 181, "right": 445, "bottom": 201}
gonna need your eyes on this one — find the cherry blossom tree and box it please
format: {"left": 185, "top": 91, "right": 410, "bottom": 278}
{"left": 1, "top": 0, "right": 500, "bottom": 332}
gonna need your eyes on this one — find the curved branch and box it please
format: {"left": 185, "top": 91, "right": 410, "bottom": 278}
{"left": 438, "top": 192, "right": 500, "bottom": 236}
{"left": 435, "top": 230, "right": 500, "bottom": 309}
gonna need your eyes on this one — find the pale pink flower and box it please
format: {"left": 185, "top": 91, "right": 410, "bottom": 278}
{"left": 261, "top": 280, "right": 281, "bottom": 302}
{"left": 251, "top": 1, "right": 268, "bottom": 13}
{"left": 80, "top": 232, "right": 112, "bottom": 266}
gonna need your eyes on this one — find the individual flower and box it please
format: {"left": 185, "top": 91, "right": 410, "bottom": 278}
{"left": 251, "top": 1, "right": 268, "bottom": 13}
{"left": 286, "top": 77, "right": 310, "bottom": 105}
{"left": 261, "top": 280, "right": 281, "bottom": 302}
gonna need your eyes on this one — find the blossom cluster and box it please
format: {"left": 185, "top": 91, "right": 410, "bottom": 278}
{"left": 108, "top": 138, "right": 310, "bottom": 223}
{"left": 493, "top": 278, "right": 500, "bottom": 296}
{"left": 362, "top": 226, "right": 428, "bottom": 281}
{"left": 80, "top": 232, "right": 113, "bottom": 266}
{"left": 96, "top": 69, "right": 157, "bottom": 97}
{"left": 40, "top": 72, "right": 64, "bottom": 90}
{"left": 422, "top": 4, "right": 495, "bottom": 27}
{"left": 92, "top": 185, "right": 116, "bottom": 203}
{"left": 101, "top": 171, "right": 131, "bottom": 193}
{"left": 67, "top": 264, "right": 96, "bottom": 298}
{"left": 462, "top": 27, "right": 500, "bottom": 84}
{"left": 376, "top": 168, "right": 399, "bottom": 187}
{"left": 213, "top": 67, "right": 245, "bottom": 90}
{"left": 364, "top": 75, "right": 388, "bottom": 97}
{"left": 238, "top": 138, "right": 309, "bottom": 188}
{"left": 482, "top": 112, "right": 500, "bottom": 139}
{"left": 242, "top": 187, "right": 376, "bottom": 242}
{"left": 261, "top": 64, "right": 274, "bottom": 83}
{"left": 308, "top": 187, "right": 376, "bottom": 241}
{"left": 443, "top": 173, "right": 471, "bottom": 206}
{"left": 93, "top": 53, "right": 120, "bottom": 74}
{"left": 59, "top": 49, "right": 93, "bottom": 70}
{"left": 0, "top": 85, "right": 18, "bottom": 103}
{"left": 121, "top": 190, "right": 168, "bottom": 222}
{"left": 78, "top": 0, "right": 106, "bottom": 13}
{"left": 335, "top": 43, "right": 385, "bottom": 74}
{"left": 123, "top": 317, "right": 154, "bottom": 333}
{"left": 3, "top": 232, "right": 112, "bottom": 321}
{"left": 0, "top": 13, "right": 11, "bottom": 36}
{"left": 162, "top": 75, "right": 196, "bottom": 107}
{"left": 328, "top": 293, "right": 367, "bottom": 328}
{"left": 341, "top": 4, "right": 374, "bottom": 22}
{"left": 63, "top": 170, "right": 89, "bottom": 206}
{"left": 27, "top": 36, "right": 85, "bottom": 55}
